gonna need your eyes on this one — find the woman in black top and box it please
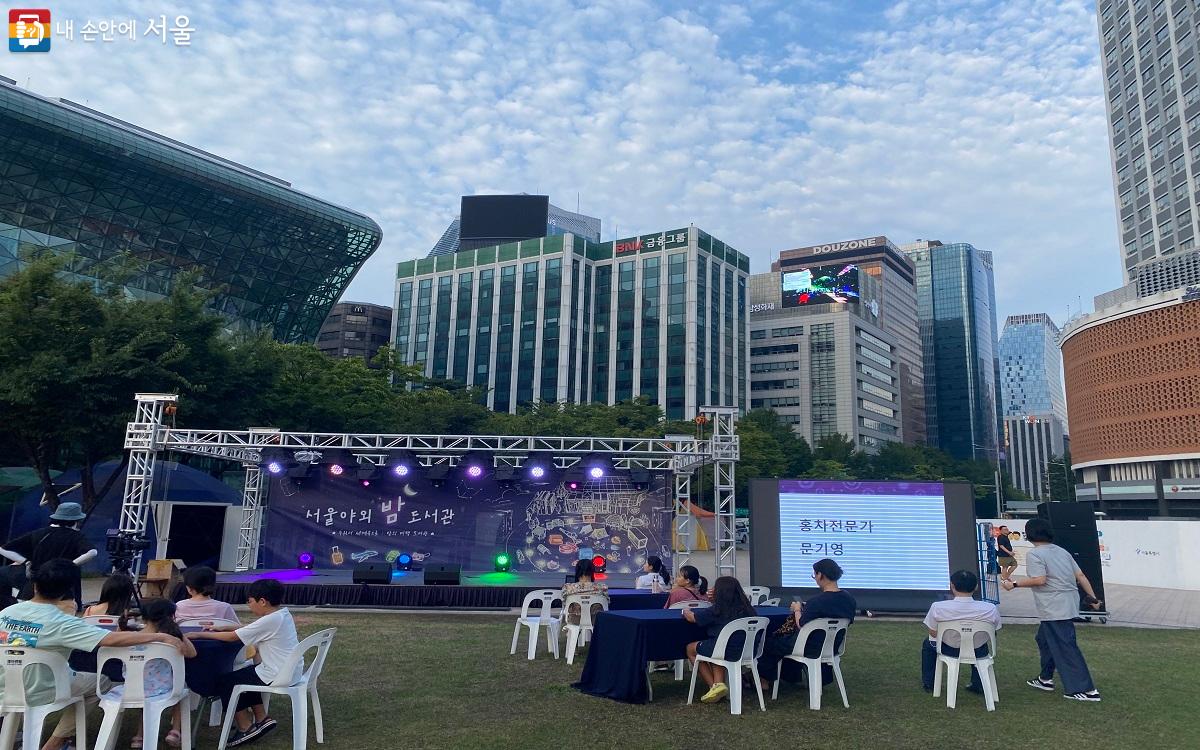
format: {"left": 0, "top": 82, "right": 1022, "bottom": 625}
{"left": 683, "top": 576, "right": 756, "bottom": 703}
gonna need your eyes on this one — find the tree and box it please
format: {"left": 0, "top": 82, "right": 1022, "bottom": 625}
{"left": 1045, "top": 452, "right": 1077, "bottom": 502}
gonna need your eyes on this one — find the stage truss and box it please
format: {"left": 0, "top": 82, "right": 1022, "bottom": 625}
{"left": 121, "top": 394, "right": 740, "bottom": 579}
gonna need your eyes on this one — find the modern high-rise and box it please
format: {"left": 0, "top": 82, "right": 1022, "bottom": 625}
{"left": 1096, "top": 0, "right": 1200, "bottom": 282}
{"left": 427, "top": 195, "right": 601, "bottom": 257}
{"left": 773, "top": 236, "right": 926, "bottom": 445}
{"left": 1004, "top": 415, "right": 1069, "bottom": 502}
{"left": 748, "top": 271, "right": 904, "bottom": 453}
{"left": 316, "top": 302, "right": 394, "bottom": 365}
{"left": 0, "top": 78, "right": 382, "bottom": 343}
{"left": 997, "top": 313, "right": 1068, "bottom": 425}
{"left": 394, "top": 226, "right": 750, "bottom": 420}
{"left": 902, "top": 240, "right": 1001, "bottom": 462}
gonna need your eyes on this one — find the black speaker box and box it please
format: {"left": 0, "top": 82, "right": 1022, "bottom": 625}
{"left": 352, "top": 562, "right": 392, "bottom": 584}
{"left": 425, "top": 564, "right": 461, "bottom": 586}
{"left": 1037, "top": 502, "right": 1096, "bottom": 533}
{"left": 1036, "top": 502, "right": 1106, "bottom": 609}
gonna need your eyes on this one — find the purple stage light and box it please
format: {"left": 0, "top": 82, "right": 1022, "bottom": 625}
{"left": 393, "top": 464, "right": 410, "bottom": 477}
{"left": 328, "top": 464, "right": 344, "bottom": 476}
{"left": 466, "top": 465, "right": 484, "bottom": 479}
{"left": 266, "top": 461, "right": 284, "bottom": 475}
{"left": 529, "top": 466, "right": 546, "bottom": 479}
{"left": 297, "top": 551, "right": 315, "bottom": 570}
{"left": 360, "top": 479, "right": 371, "bottom": 487}
{"left": 568, "top": 481, "right": 579, "bottom": 490}
{"left": 588, "top": 467, "right": 604, "bottom": 479}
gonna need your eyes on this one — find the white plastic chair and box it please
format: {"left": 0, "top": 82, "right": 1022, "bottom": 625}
{"left": 216, "top": 628, "right": 336, "bottom": 750}
{"left": 510, "top": 589, "right": 562, "bottom": 660}
{"left": 932, "top": 620, "right": 999, "bottom": 711}
{"left": 189, "top": 643, "right": 255, "bottom": 743}
{"left": 772, "top": 617, "right": 851, "bottom": 710}
{"left": 746, "top": 586, "right": 771, "bottom": 606}
{"left": 663, "top": 600, "right": 712, "bottom": 682}
{"left": 95, "top": 643, "right": 192, "bottom": 750}
{"left": 686, "top": 616, "right": 770, "bottom": 715}
{"left": 561, "top": 594, "right": 608, "bottom": 665}
{"left": 0, "top": 647, "right": 89, "bottom": 750}
{"left": 83, "top": 615, "right": 121, "bottom": 627}
{"left": 763, "top": 597, "right": 781, "bottom": 607}
{"left": 178, "top": 618, "right": 239, "bottom": 629}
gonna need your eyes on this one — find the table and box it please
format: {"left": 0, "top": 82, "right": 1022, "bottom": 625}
{"left": 607, "top": 588, "right": 669, "bottom": 611}
{"left": 573, "top": 606, "right": 790, "bottom": 703}
{"left": 69, "top": 627, "right": 244, "bottom": 697}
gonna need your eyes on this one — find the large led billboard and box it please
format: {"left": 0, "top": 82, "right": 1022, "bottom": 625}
{"left": 781, "top": 264, "right": 860, "bottom": 307}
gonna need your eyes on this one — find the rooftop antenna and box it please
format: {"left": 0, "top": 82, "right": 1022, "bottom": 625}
{"left": 577, "top": 193, "right": 580, "bottom": 214}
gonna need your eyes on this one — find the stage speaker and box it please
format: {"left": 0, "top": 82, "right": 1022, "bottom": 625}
{"left": 1036, "top": 502, "right": 1106, "bottom": 609}
{"left": 425, "top": 564, "right": 461, "bottom": 586}
{"left": 352, "top": 562, "right": 392, "bottom": 584}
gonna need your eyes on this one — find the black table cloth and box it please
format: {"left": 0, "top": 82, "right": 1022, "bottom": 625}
{"left": 607, "top": 588, "right": 669, "bottom": 611}
{"left": 69, "top": 627, "right": 244, "bottom": 697}
{"left": 573, "top": 606, "right": 790, "bottom": 703}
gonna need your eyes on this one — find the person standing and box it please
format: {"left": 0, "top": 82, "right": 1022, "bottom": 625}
{"left": 1001, "top": 518, "right": 1103, "bottom": 702}
{"left": 996, "top": 526, "right": 1017, "bottom": 580}
{"left": 0, "top": 502, "right": 97, "bottom": 611}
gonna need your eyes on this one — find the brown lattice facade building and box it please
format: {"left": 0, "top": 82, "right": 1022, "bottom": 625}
{"left": 1061, "top": 292, "right": 1200, "bottom": 517}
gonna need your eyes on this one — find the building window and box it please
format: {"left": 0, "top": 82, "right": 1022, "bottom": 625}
{"left": 860, "top": 399, "right": 896, "bottom": 418}
{"left": 1168, "top": 127, "right": 1183, "bottom": 147}
{"left": 639, "top": 256, "right": 660, "bottom": 405}
{"left": 771, "top": 326, "right": 804, "bottom": 337}
{"left": 516, "top": 261, "right": 540, "bottom": 405}
{"left": 473, "top": 269, "right": 494, "bottom": 397}
{"left": 592, "top": 265, "right": 612, "bottom": 403}
{"left": 1150, "top": 140, "right": 1165, "bottom": 159}
{"left": 615, "top": 260, "right": 636, "bottom": 402}
{"left": 857, "top": 328, "right": 893, "bottom": 352}
{"left": 452, "top": 271, "right": 473, "bottom": 382}
{"left": 860, "top": 380, "right": 895, "bottom": 402}
{"left": 540, "top": 258, "right": 562, "bottom": 402}
{"left": 1173, "top": 155, "right": 1187, "bottom": 174}
{"left": 1121, "top": 189, "right": 1134, "bottom": 207}
{"left": 493, "top": 265, "right": 518, "bottom": 412}
{"left": 1154, "top": 167, "right": 1168, "bottom": 186}
{"left": 809, "top": 323, "right": 837, "bottom": 441}
{"left": 1157, "top": 193, "right": 1171, "bottom": 211}
{"left": 1137, "top": 179, "right": 1150, "bottom": 196}
{"left": 751, "top": 329, "right": 767, "bottom": 340}
{"left": 858, "top": 345, "right": 893, "bottom": 369}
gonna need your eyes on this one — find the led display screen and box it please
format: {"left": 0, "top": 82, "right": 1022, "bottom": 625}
{"left": 781, "top": 264, "right": 860, "bottom": 307}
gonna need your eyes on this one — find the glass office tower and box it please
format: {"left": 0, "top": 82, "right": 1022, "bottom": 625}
{"left": 395, "top": 227, "right": 750, "bottom": 420}
{"left": 903, "top": 240, "right": 1001, "bottom": 461}
{"left": 0, "top": 78, "right": 382, "bottom": 343}
{"left": 998, "top": 313, "right": 1068, "bottom": 425}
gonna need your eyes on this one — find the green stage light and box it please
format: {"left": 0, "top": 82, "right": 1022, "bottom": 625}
{"left": 494, "top": 553, "right": 512, "bottom": 572}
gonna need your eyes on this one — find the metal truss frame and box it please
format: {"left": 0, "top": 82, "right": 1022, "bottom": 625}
{"left": 122, "top": 394, "right": 739, "bottom": 576}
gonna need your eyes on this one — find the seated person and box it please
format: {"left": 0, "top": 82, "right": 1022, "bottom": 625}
{"left": 682, "top": 575, "right": 756, "bottom": 704}
{"left": 634, "top": 555, "right": 671, "bottom": 591}
{"left": 175, "top": 566, "right": 240, "bottom": 624}
{"left": 187, "top": 578, "right": 299, "bottom": 747}
{"left": 663, "top": 565, "right": 708, "bottom": 608}
{"left": 921, "top": 569, "right": 1001, "bottom": 694}
{"left": 103, "top": 598, "right": 197, "bottom": 748}
{"left": 560, "top": 558, "right": 609, "bottom": 625}
{"left": 758, "top": 558, "right": 856, "bottom": 689}
{"left": 82, "top": 573, "right": 135, "bottom": 618}
{"left": 0, "top": 560, "right": 185, "bottom": 750}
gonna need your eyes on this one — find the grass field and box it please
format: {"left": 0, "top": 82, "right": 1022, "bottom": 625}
{"left": 120, "top": 611, "right": 1198, "bottom": 749}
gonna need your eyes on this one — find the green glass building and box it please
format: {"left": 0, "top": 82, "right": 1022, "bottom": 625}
{"left": 0, "top": 78, "right": 382, "bottom": 343}
{"left": 395, "top": 227, "right": 750, "bottom": 420}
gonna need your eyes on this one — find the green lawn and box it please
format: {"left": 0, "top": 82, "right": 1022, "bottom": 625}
{"left": 132, "top": 612, "right": 1199, "bottom": 749}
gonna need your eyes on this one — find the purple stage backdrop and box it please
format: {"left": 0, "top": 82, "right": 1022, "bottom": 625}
{"left": 261, "top": 469, "right": 674, "bottom": 574}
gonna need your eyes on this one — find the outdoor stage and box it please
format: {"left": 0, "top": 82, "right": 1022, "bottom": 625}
{"left": 215, "top": 568, "right": 643, "bottom": 610}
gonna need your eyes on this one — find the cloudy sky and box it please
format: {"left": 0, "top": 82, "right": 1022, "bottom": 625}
{"left": 6, "top": 0, "right": 1120, "bottom": 325}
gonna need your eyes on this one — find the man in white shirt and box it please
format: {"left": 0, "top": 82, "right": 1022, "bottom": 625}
{"left": 920, "top": 569, "right": 1001, "bottom": 693}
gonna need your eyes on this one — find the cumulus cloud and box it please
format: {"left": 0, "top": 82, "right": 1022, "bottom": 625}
{"left": 5, "top": 0, "right": 1120, "bottom": 326}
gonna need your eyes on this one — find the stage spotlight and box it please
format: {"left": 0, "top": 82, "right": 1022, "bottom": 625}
{"left": 259, "top": 448, "right": 295, "bottom": 476}
{"left": 588, "top": 467, "right": 604, "bottom": 479}
{"left": 297, "top": 552, "right": 315, "bottom": 570}
{"left": 396, "top": 553, "right": 413, "bottom": 571}
{"left": 494, "top": 552, "right": 512, "bottom": 572}
{"left": 360, "top": 479, "right": 371, "bottom": 488}
{"left": 529, "top": 465, "right": 546, "bottom": 479}
{"left": 328, "top": 464, "right": 345, "bottom": 477}
{"left": 466, "top": 464, "right": 484, "bottom": 479}
{"left": 266, "top": 461, "right": 284, "bottom": 475}
{"left": 392, "top": 464, "right": 411, "bottom": 478}
{"left": 591, "top": 554, "right": 607, "bottom": 579}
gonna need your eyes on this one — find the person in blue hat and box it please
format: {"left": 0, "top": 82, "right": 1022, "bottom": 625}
{"left": 0, "top": 501, "right": 97, "bottom": 611}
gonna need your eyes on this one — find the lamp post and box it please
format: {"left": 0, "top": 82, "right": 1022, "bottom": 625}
{"left": 973, "top": 443, "right": 1004, "bottom": 518}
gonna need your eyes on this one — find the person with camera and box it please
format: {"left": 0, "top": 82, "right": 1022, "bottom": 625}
{"left": 1001, "top": 518, "right": 1103, "bottom": 702}
{"left": 0, "top": 502, "right": 97, "bottom": 612}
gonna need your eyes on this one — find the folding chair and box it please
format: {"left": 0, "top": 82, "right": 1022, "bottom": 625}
{"left": 686, "top": 616, "right": 770, "bottom": 715}
{"left": 772, "top": 617, "right": 850, "bottom": 710}
{"left": 933, "top": 619, "right": 999, "bottom": 711}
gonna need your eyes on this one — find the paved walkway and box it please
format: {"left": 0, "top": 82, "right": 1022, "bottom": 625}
{"left": 997, "top": 582, "right": 1200, "bottom": 629}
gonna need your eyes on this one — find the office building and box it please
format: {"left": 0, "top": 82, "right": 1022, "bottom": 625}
{"left": 902, "top": 240, "right": 1001, "bottom": 462}
{"left": 316, "top": 302, "right": 393, "bottom": 365}
{"left": 427, "top": 195, "right": 601, "bottom": 257}
{"left": 394, "top": 226, "right": 750, "bottom": 420}
{"left": 0, "top": 78, "right": 382, "bottom": 343}
{"left": 748, "top": 271, "right": 904, "bottom": 452}
{"left": 1096, "top": 0, "right": 1200, "bottom": 283}
{"left": 1060, "top": 287, "right": 1200, "bottom": 517}
{"left": 773, "top": 235, "right": 926, "bottom": 445}
{"left": 1004, "top": 415, "right": 1069, "bottom": 501}
{"left": 998, "top": 313, "right": 1069, "bottom": 424}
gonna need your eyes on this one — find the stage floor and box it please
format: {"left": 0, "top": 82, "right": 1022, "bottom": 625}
{"left": 214, "top": 568, "right": 642, "bottom": 609}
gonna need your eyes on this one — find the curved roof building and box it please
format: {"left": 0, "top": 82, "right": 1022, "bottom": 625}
{"left": 0, "top": 77, "right": 382, "bottom": 342}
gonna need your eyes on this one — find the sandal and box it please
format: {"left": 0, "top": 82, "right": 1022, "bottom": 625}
{"left": 164, "top": 729, "right": 182, "bottom": 747}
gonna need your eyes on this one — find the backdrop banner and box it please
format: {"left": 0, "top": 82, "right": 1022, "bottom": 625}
{"left": 262, "top": 469, "right": 674, "bottom": 575}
